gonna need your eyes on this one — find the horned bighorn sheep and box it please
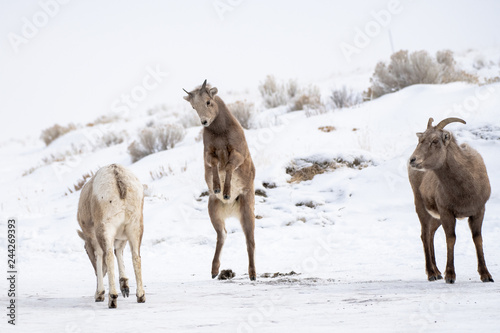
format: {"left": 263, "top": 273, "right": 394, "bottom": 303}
{"left": 77, "top": 164, "right": 146, "bottom": 308}
{"left": 408, "top": 117, "right": 493, "bottom": 284}
{"left": 183, "top": 80, "right": 257, "bottom": 280}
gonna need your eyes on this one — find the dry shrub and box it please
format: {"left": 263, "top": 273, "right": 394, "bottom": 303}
{"left": 150, "top": 164, "right": 187, "bottom": 181}
{"left": 66, "top": 171, "right": 95, "bottom": 194}
{"left": 330, "top": 86, "right": 362, "bottom": 109}
{"left": 472, "top": 55, "right": 489, "bottom": 70}
{"left": 180, "top": 111, "right": 200, "bottom": 128}
{"left": 286, "top": 79, "right": 299, "bottom": 99}
{"left": 100, "top": 131, "right": 125, "bottom": 147}
{"left": 22, "top": 166, "right": 37, "bottom": 177}
{"left": 87, "top": 113, "right": 122, "bottom": 127}
{"left": 259, "top": 75, "right": 287, "bottom": 108}
{"left": 286, "top": 157, "right": 370, "bottom": 183}
{"left": 150, "top": 165, "right": 173, "bottom": 180}
{"left": 292, "top": 85, "right": 321, "bottom": 111}
{"left": 42, "top": 153, "right": 67, "bottom": 164}
{"left": 228, "top": 100, "right": 255, "bottom": 129}
{"left": 147, "top": 104, "right": 168, "bottom": 116}
{"left": 365, "top": 50, "right": 479, "bottom": 100}
{"left": 128, "top": 124, "right": 185, "bottom": 162}
{"left": 40, "top": 123, "right": 77, "bottom": 146}
{"left": 481, "top": 76, "right": 500, "bottom": 85}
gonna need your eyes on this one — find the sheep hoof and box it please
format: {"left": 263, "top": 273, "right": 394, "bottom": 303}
{"left": 214, "top": 188, "right": 221, "bottom": 194}
{"left": 212, "top": 274, "right": 218, "bottom": 279}
{"left": 120, "top": 278, "right": 129, "bottom": 297}
{"left": 445, "top": 278, "right": 455, "bottom": 284}
{"left": 108, "top": 294, "right": 118, "bottom": 308}
{"left": 121, "top": 287, "right": 130, "bottom": 298}
{"left": 95, "top": 290, "right": 105, "bottom": 302}
{"left": 481, "top": 276, "right": 494, "bottom": 283}
{"left": 428, "top": 274, "right": 442, "bottom": 281}
{"left": 137, "top": 294, "right": 146, "bottom": 303}
{"left": 224, "top": 194, "right": 230, "bottom": 200}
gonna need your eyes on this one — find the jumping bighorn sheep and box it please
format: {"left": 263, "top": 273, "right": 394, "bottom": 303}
{"left": 408, "top": 117, "right": 493, "bottom": 284}
{"left": 183, "top": 80, "right": 257, "bottom": 280}
{"left": 77, "top": 164, "right": 146, "bottom": 308}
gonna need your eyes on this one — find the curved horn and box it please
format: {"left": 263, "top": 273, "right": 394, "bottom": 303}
{"left": 435, "top": 117, "right": 466, "bottom": 130}
{"left": 200, "top": 79, "right": 207, "bottom": 91}
{"left": 182, "top": 88, "right": 192, "bottom": 96}
{"left": 427, "top": 117, "right": 434, "bottom": 129}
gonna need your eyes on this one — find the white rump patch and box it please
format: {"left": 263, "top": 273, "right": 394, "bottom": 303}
{"left": 426, "top": 208, "right": 468, "bottom": 221}
{"left": 426, "top": 209, "right": 440, "bottom": 220}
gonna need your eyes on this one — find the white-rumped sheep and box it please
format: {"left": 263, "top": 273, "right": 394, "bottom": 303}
{"left": 408, "top": 117, "right": 493, "bottom": 284}
{"left": 77, "top": 164, "right": 146, "bottom": 308}
{"left": 183, "top": 80, "right": 257, "bottom": 280}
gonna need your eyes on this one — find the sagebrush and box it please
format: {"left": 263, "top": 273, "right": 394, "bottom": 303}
{"left": 228, "top": 100, "right": 255, "bottom": 129}
{"left": 330, "top": 86, "right": 362, "bottom": 109}
{"left": 40, "top": 123, "right": 77, "bottom": 146}
{"left": 365, "top": 50, "right": 478, "bottom": 100}
{"left": 258, "top": 75, "right": 288, "bottom": 108}
{"left": 128, "top": 124, "right": 185, "bottom": 162}
{"left": 291, "top": 85, "right": 323, "bottom": 112}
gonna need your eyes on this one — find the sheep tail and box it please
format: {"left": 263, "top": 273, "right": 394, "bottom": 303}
{"left": 110, "top": 164, "right": 127, "bottom": 200}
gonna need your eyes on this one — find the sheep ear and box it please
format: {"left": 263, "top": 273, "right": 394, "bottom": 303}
{"left": 182, "top": 88, "right": 192, "bottom": 101}
{"left": 416, "top": 132, "right": 423, "bottom": 138}
{"left": 442, "top": 131, "right": 451, "bottom": 144}
{"left": 209, "top": 87, "right": 218, "bottom": 98}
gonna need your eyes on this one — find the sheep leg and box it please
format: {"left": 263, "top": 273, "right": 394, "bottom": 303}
{"left": 94, "top": 249, "right": 105, "bottom": 302}
{"left": 223, "top": 150, "right": 244, "bottom": 200}
{"left": 208, "top": 196, "right": 227, "bottom": 278}
{"left": 104, "top": 245, "right": 119, "bottom": 308}
{"left": 126, "top": 221, "right": 146, "bottom": 303}
{"left": 114, "top": 240, "right": 130, "bottom": 297}
{"left": 238, "top": 192, "right": 256, "bottom": 281}
{"left": 468, "top": 210, "right": 494, "bottom": 282}
{"left": 211, "top": 157, "right": 221, "bottom": 194}
{"left": 416, "top": 203, "right": 442, "bottom": 280}
{"left": 440, "top": 213, "right": 457, "bottom": 284}
{"left": 427, "top": 218, "right": 443, "bottom": 280}
{"left": 205, "top": 151, "right": 221, "bottom": 194}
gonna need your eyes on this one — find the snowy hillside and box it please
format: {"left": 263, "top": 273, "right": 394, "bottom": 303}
{"left": 1, "top": 77, "right": 500, "bottom": 331}
{"left": 2, "top": 0, "right": 500, "bottom": 330}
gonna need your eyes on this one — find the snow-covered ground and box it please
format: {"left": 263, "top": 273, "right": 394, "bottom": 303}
{"left": 2, "top": 1, "right": 500, "bottom": 332}
{"left": 1, "top": 78, "right": 500, "bottom": 332}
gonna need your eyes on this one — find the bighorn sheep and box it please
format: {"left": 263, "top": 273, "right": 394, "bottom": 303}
{"left": 183, "top": 80, "right": 257, "bottom": 280}
{"left": 77, "top": 164, "right": 146, "bottom": 308}
{"left": 408, "top": 117, "right": 493, "bottom": 284}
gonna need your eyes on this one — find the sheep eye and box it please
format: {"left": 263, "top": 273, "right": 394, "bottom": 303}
{"left": 431, "top": 139, "right": 439, "bottom": 145}
{"left": 206, "top": 101, "right": 210, "bottom": 106}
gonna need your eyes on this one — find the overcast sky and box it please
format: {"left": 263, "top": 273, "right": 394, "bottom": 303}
{"left": 1, "top": 0, "right": 499, "bottom": 141}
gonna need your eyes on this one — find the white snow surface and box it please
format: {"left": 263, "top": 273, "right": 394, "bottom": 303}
{"left": 1, "top": 80, "right": 500, "bottom": 332}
